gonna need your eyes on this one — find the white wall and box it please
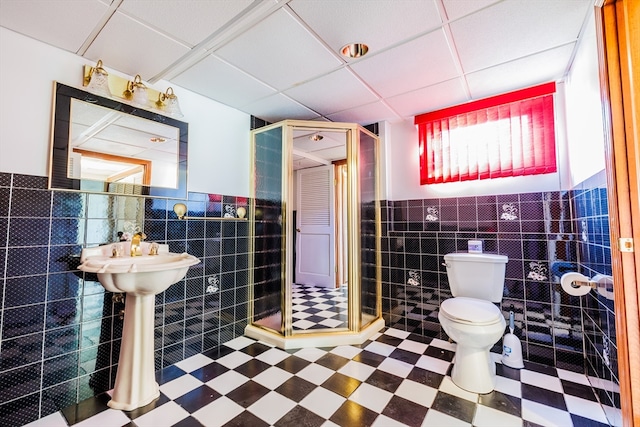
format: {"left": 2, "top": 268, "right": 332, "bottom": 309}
{"left": 563, "top": 11, "right": 606, "bottom": 187}
{"left": 0, "top": 27, "right": 251, "bottom": 197}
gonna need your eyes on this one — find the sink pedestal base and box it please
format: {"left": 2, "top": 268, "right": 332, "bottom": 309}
{"left": 108, "top": 294, "right": 159, "bottom": 411}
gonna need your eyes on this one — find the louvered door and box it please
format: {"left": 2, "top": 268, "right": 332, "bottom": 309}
{"left": 295, "top": 165, "right": 335, "bottom": 287}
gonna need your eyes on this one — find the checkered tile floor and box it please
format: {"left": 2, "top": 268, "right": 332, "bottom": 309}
{"left": 292, "top": 284, "right": 348, "bottom": 330}
{"left": 33, "top": 328, "right": 612, "bottom": 427}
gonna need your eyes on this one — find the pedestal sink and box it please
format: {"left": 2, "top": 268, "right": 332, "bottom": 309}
{"left": 78, "top": 241, "right": 200, "bottom": 411}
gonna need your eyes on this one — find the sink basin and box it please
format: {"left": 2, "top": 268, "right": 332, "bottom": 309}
{"left": 78, "top": 241, "right": 200, "bottom": 296}
{"left": 78, "top": 241, "right": 200, "bottom": 411}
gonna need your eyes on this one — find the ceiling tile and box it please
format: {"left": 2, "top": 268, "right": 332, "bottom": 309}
{"left": 288, "top": 0, "right": 442, "bottom": 53}
{"left": 0, "top": 0, "right": 109, "bottom": 52}
{"left": 326, "top": 101, "right": 400, "bottom": 125}
{"left": 465, "top": 44, "right": 576, "bottom": 99}
{"left": 84, "top": 11, "right": 190, "bottom": 80}
{"left": 441, "top": 0, "right": 501, "bottom": 21}
{"left": 172, "top": 54, "right": 275, "bottom": 109}
{"left": 118, "top": 0, "right": 254, "bottom": 46}
{"left": 350, "top": 29, "right": 459, "bottom": 98}
{"left": 243, "top": 94, "right": 321, "bottom": 123}
{"left": 450, "top": 0, "right": 592, "bottom": 73}
{"left": 215, "top": 8, "right": 341, "bottom": 90}
{"left": 284, "top": 69, "right": 378, "bottom": 115}
{"left": 386, "top": 78, "right": 469, "bottom": 118}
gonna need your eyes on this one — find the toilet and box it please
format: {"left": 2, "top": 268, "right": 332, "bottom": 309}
{"left": 438, "top": 252, "right": 508, "bottom": 394}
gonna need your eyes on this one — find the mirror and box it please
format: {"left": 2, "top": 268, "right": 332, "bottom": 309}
{"left": 49, "top": 82, "right": 188, "bottom": 198}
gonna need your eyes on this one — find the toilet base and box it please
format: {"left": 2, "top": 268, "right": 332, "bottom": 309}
{"left": 450, "top": 344, "right": 497, "bottom": 394}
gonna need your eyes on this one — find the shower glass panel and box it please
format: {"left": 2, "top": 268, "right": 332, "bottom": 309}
{"left": 250, "top": 125, "right": 284, "bottom": 333}
{"left": 358, "top": 130, "right": 379, "bottom": 329}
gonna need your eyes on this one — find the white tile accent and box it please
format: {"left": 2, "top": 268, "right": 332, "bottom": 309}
{"left": 215, "top": 350, "right": 253, "bottom": 369}
{"left": 421, "top": 409, "right": 472, "bottom": 427}
{"left": 521, "top": 399, "right": 573, "bottom": 427}
{"left": 173, "top": 353, "right": 214, "bottom": 373}
{"left": 438, "top": 377, "right": 479, "bottom": 402}
{"left": 192, "top": 396, "right": 244, "bottom": 426}
{"left": 330, "top": 345, "right": 363, "bottom": 359}
{"left": 159, "top": 374, "right": 204, "bottom": 400}
{"left": 473, "top": 404, "right": 523, "bottom": 427}
{"left": 294, "top": 347, "right": 327, "bottom": 362}
{"left": 337, "top": 360, "right": 376, "bottom": 382}
{"left": 376, "top": 357, "right": 413, "bottom": 378}
{"left": 557, "top": 368, "right": 590, "bottom": 386}
{"left": 371, "top": 414, "right": 409, "bottom": 426}
{"left": 299, "top": 387, "right": 346, "bottom": 418}
{"left": 564, "top": 395, "right": 609, "bottom": 424}
{"left": 349, "top": 383, "right": 393, "bottom": 412}
{"left": 494, "top": 375, "right": 522, "bottom": 398}
{"left": 256, "top": 347, "right": 290, "bottom": 365}
{"left": 247, "top": 390, "right": 297, "bottom": 424}
{"left": 252, "top": 366, "right": 293, "bottom": 390}
{"left": 520, "top": 370, "right": 563, "bottom": 393}
{"left": 364, "top": 341, "right": 396, "bottom": 357}
{"left": 395, "top": 379, "right": 438, "bottom": 408}
{"left": 397, "top": 339, "right": 428, "bottom": 354}
{"left": 133, "top": 401, "right": 190, "bottom": 427}
{"left": 384, "top": 328, "right": 411, "bottom": 339}
{"left": 415, "top": 354, "right": 451, "bottom": 375}
{"left": 224, "top": 336, "right": 256, "bottom": 350}
{"left": 297, "top": 363, "right": 335, "bottom": 385}
{"left": 24, "top": 411, "right": 72, "bottom": 427}
{"left": 206, "top": 370, "right": 250, "bottom": 394}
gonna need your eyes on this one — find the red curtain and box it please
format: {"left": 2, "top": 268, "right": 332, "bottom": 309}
{"left": 415, "top": 83, "right": 557, "bottom": 185}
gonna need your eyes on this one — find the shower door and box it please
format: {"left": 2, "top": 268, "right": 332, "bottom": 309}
{"left": 249, "top": 120, "right": 381, "bottom": 339}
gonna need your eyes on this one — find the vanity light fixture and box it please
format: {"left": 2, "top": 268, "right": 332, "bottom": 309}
{"left": 340, "top": 43, "right": 369, "bottom": 58}
{"left": 124, "top": 75, "right": 148, "bottom": 107}
{"left": 85, "top": 59, "right": 112, "bottom": 98}
{"left": 155, "top": 87, "right": 184, "bottom": 118}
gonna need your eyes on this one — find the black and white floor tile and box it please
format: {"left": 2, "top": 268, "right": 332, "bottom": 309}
{"left": 28, "top": 328, "right": 611, "bottom": 427}
{"left": 291, "top": 284, "right": 348, "bottom": 330}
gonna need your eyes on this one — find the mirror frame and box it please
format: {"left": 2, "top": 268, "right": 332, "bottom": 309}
{"left": 49, "top": 82, "right": 188, "bottom": 198}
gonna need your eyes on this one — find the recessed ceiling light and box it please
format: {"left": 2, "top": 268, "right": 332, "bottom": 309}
{"left": 340, "top": 43, "right": 369, "bottom": 58}
{"left": 309, "top": 134, "right": 324, "bottom": 141}
{"left": 149, "top": 137, "right": 166, "bottom": 143}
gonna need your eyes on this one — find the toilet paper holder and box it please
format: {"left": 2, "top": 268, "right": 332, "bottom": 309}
{"left": 569, "top": 279, "right": 597, "bottom": 289}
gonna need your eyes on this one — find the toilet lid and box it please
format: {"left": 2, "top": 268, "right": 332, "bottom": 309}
{"left": 440, "top": 297, "right": 502, "bottom": 325}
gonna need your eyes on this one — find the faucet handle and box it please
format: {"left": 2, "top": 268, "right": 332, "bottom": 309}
{"left": 149, "top": 242, "right": 159, "bottom": 256}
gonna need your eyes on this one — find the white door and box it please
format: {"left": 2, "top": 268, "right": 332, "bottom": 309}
{"left": 296, "top": 165, "right": 335, "bottom": 287}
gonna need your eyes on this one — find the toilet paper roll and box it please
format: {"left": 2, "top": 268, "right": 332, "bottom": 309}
{"left": 560, "top": 272, "right": 592, "bottom": 296}
{"left": 592, "top": 274, "right": 614, "bottom": 300}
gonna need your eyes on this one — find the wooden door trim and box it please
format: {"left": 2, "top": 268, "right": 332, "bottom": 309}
{"left": 599, "top": 1, "right": 640, "bottom": 425}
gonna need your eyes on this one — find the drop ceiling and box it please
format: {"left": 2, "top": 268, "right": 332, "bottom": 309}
{"left": 1, "top": 0, "right": 595, "bottom": 169}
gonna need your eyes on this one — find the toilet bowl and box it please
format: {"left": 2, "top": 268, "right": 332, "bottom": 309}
{"left": 438, "top": 296, "right": 506, "bottom": 393}
{"left": 439, "top": 252, "right": 509, "bottom": 394}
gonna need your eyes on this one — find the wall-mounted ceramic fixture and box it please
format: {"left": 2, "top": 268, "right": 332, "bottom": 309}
{"left": 173, "top": 203, "right": 247, "bottom": 220}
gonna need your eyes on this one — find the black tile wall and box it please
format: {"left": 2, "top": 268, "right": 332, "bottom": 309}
{"left": 381, "top": 190, "right": 585, "bottom": 372}
{"left": 571, "top": 170, "right": 619, "bottom": 422}
{"left": 0, "top": 172, "right": 250, "bottom": 426}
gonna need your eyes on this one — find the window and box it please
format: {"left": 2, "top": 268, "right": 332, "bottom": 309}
{"left": 415, "top": 82, "right": 557, "bottom": 185}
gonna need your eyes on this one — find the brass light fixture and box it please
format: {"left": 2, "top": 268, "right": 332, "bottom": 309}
{"left": 155, "top": 87, "right": 184, "bottom": 118}
{"left": 84, "top": 60, "right": 112, "bottom": 98}
{"left": 82, "top": 60, "right": 184, "bottom": 118}
{"left": 309, "top": 133, "right": 324, "bottom": 141}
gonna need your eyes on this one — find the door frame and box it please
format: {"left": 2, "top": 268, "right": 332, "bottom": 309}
{"left": 598, "top": 1, "right": 640, "bottom": 425}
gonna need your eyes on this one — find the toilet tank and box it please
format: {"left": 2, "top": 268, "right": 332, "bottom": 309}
{"left": 444, "top": 253, "right": 508, "bottom": 302}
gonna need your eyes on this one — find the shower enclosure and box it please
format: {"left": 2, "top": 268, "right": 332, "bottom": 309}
{"left": 245, "top": 120, "right": 384, "bottom": 348}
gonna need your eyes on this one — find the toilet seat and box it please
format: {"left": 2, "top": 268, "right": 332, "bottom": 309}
{"left": 440, "top": 297, "right": 502, "bottom": 326}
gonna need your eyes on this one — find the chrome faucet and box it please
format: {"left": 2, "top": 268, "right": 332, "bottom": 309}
{"left": 130, "top": 232, "right": 146, "bottom": 256}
